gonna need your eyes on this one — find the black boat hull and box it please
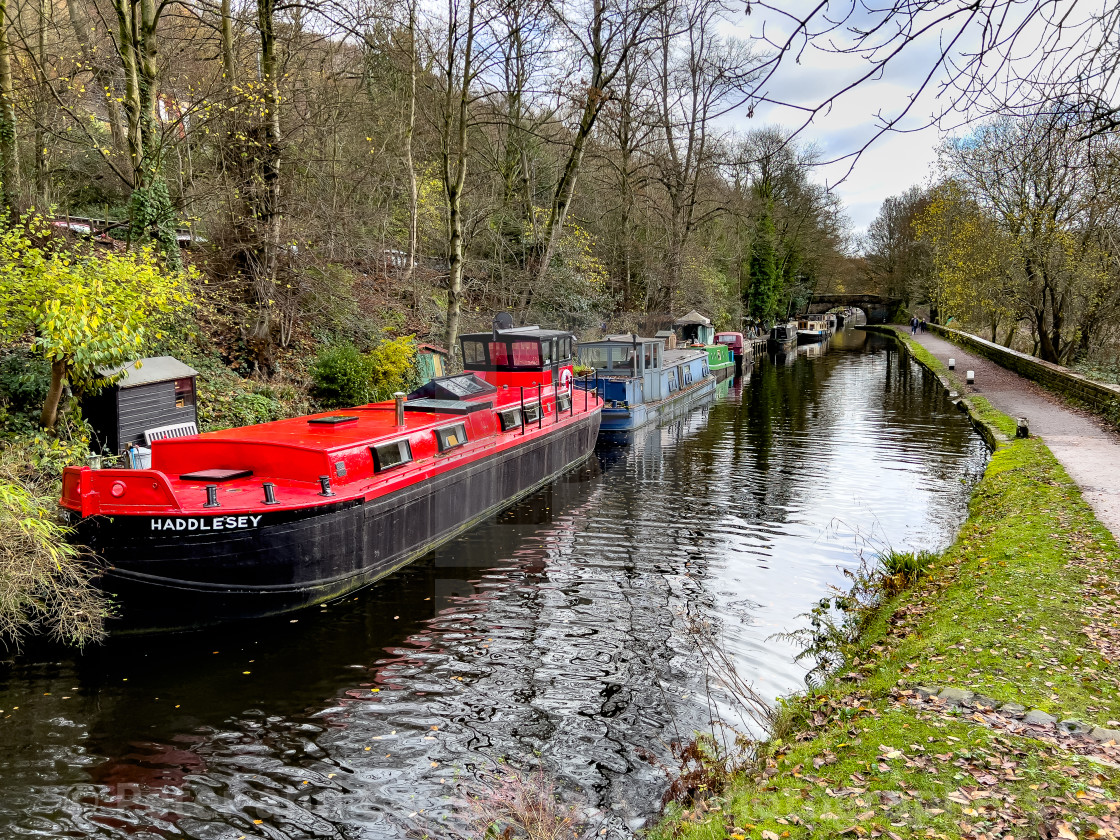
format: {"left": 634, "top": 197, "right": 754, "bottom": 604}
{"left": 82, "top": 411, "right": 601, "bottom": 631}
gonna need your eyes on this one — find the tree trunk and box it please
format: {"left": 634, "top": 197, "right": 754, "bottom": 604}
{"left": 1002, "top": 323, "right": 1017, "bottom": 348}
{"left": 138, "top": 0, "right": 159, "bottom": 156}
{"left": 111, "top": 0, "right": 145, "bottom": 187}
{"left": 33, "top": 0, "right": 48, "bottom": 202}
{"left": 248, "top": 0, "right": 282, "bottom": 372}
{"left": 403, "top": 0, "right": 418, "bottom": 295}
{"left": 1036, "top": 309, "right": 1060, "bottom": 362}
{"left": 535, "top": 100, "right": 595, "bottom": 284}
{"left": 440, "top": 0, "right": 476, "bottom": 362}
{"left": 221, "top": 0, "right": 235, "bottom": 80}
{"left": 40, "top": 358, "right": 67, "bottom": 430}
{"left": 0, "top": 0, "right": 19, "bottom": 222}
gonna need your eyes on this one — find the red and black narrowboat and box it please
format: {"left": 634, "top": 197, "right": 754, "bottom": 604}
{"left": 60, "top": 326, "right": 601, "bottom": 631}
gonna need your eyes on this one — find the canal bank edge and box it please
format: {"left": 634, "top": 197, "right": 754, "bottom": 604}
{"left": 650, "top": 329, "right": 1120, "bottom": 840}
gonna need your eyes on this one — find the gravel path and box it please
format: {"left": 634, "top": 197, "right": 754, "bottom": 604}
{"left": 912, "top": 329, "right": 1120, "bottom": 540}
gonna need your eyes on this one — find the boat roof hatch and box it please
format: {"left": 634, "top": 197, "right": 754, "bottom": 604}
{"left": 404, "top": 398, "right": 493, "bottom": 414}
{"left": 409, "top": 373, "right": 496, "bottom": 401}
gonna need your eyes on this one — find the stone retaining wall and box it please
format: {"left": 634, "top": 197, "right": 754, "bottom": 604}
{"left": 927, "top": 324, "right": 1120, "bottom": 421}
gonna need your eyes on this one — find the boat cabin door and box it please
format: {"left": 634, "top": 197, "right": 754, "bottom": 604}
{"left": 546, "top": 335, "right": 574, "bottom": 390}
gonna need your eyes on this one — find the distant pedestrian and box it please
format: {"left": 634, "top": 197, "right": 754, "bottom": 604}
{"left": 919, "top": 317, "right": 926, "bottom": 333}
{"left": 910, "top": 316, "right": 918, "bottom": 335}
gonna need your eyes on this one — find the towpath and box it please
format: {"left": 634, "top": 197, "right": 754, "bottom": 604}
{"left": 909, "top": 328, "right": 1120, "bottom": 540}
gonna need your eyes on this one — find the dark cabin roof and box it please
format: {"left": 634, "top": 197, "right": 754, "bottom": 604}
{"left": 98, "top": 356, "right": 198, "bottom": 389}
{"left": 460, "top": 326, "right": 574, "bottom": 341}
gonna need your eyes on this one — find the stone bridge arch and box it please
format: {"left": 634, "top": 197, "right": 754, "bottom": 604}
{"left": 807, "top": 293, "right": 905, "bottom": 324}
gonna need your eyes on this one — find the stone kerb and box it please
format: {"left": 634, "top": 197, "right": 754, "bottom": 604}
{"left": 927, "top": 323, "right": 1120, "bottom": 419}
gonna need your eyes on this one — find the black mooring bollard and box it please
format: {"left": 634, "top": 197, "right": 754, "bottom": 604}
{"left": 263, "top": 482, "right": 278, "bottom": 504}
{"left": 318, "top": 475, "right": 334, "bottom": 497}
{"left": 203, "top": 484, "right": 220, "bottom": 508}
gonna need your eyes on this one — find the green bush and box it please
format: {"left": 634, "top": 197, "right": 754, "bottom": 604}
{"left": 312, "top": 343, "right": 376, "bottom": 407}
{"left": 0, "top": 441, "right": 107, "bottom": 648}
{"left": 312, "top": 338, "right": 419, "bottom": 408}
{"left": 0, "top": 350, "right": 52, "bottom": 435}
{"left": 227, "top": 392, "right": 285, "bottom": 426}
{"left": 368, "top": 336, "right": 419, "bottom": 401}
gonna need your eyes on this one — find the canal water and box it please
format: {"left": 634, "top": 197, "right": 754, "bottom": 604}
{"left": 0, "top": 329, "right": 988, "bottom": 839}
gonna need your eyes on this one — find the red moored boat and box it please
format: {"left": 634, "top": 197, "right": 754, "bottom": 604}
{"left": 60, "top": 326, "right": 601, "bottom": 631}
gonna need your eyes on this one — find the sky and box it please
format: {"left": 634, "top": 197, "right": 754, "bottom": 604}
{"left": 719, "top": 1, "right": 1103, "bottom": 241}
{"left": 719, "top": 3, "right": 979, "bottom": 240}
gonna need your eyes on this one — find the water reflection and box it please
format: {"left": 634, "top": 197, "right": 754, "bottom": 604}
{"left": 0, "top": 329, "right": 988, "bottom": 838}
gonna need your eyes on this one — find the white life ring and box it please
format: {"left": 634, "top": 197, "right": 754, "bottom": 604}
{"left": 560, "top": 368, "right": 573, "bottom": 391}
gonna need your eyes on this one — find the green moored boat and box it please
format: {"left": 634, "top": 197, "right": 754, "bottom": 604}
{"left": 674, "top": 310, "right": 736, "bottom": 382}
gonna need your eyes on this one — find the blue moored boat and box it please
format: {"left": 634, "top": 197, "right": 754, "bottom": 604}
{"left": 576, "top": 334, "right": 715, "bottom": 433}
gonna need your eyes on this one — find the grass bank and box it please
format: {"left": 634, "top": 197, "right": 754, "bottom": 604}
{"left": 651, "top": 328, "right": 1120, "bottom": 840}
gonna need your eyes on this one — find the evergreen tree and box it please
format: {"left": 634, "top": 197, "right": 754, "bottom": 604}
{"left": 746, "top": 199, "right": 780, "bottom": 321}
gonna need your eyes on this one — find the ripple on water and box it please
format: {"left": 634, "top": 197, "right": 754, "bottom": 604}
{"left": 0, "top": 330, "right": 988, "bottom": 838}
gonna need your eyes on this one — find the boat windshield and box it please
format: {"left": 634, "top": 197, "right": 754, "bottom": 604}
{"left": 460, "top": 331, "right": 572, "bottom": 371}
{"left": 581, "top": 345, "right": 628, "bottom": 370}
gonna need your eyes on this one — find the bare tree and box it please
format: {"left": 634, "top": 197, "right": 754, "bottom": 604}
{"left": 646, "top": 0, "right": 753, "bottom": 313}
{"left": 532, "top": 0, "right": 661, "bottom": 286}
{"left": 863, "top": 186, "right": 931, "bottom": 305}
{"left": 0, "top": 0, "right": 16, "bottom": 220}
{"left": 941, "top": 111, "right": 1105, "bottom": 361}
{"left": 426, "top": 0, "right": 491, "bottom": 358}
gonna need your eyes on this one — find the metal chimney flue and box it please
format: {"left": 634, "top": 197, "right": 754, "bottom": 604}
{"left": 394, "top": 392, "right": 406, "bottom": 426}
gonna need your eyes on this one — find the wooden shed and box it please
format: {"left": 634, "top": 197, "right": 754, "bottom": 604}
{"left": 416, "top": 343, "right": 449, "bottom": 385}
{"left": 85, "top": 356, "right": 199, "bottom": 455}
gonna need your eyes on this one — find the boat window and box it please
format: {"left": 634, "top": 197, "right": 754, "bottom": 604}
{"left": 702, "top": 364, "right": 709, "bottom": 377}
{"left": 371, "top": 438, "right": 413, "bottom": 472}
{"left": 497, "top": 407, "right": 522, "bottom": 432}
{"left": 512, "top": 340, "right": 540, "bottom": 367}
{"left": 560, "top": 337, "right": 572, "bottom": 360}
{"left": 683, "top": 367, "right": 693, "bottom": 385}
{"left": 489, "top": 342, "right": 510, "bottom": 366}
{"left": 435, "top": 422, "right": 468, "bottom": 452}
{"left": 667, "top": 370, "right": 678, "bottom": 393}
{"left": 463, "top": 340, "right": 487, "bottom": 366}
{"left": 522, "top": 402, "right": 541, "bottom": 424}
{"left": 643, "top": 345, "right": 654, "bottom": 369}
{"left": 580, "top": 346, "right": 610, "bottom": 369}
{"left": 556, "top": 391, "right": 571, "bottom": 413}
{"left": 542, "top": 340, "right": 555, "bottom": 366}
